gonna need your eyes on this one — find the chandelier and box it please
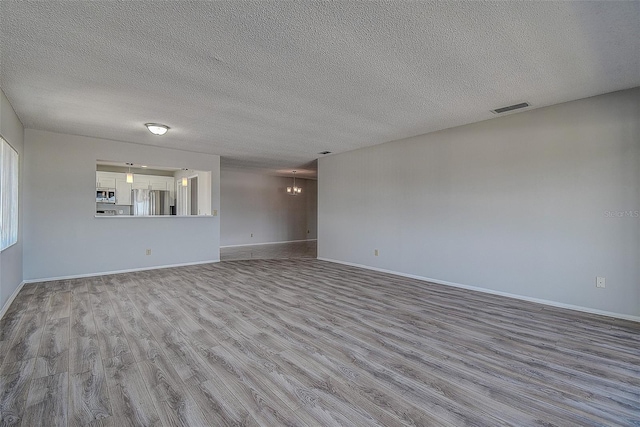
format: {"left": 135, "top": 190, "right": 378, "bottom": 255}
{"left": 286, "top": 170, "right": 302, "bottom": 195}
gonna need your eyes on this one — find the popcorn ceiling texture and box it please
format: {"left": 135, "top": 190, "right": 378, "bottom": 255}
{"left": 0, "top": 1, "right": 638, "bottom": 174}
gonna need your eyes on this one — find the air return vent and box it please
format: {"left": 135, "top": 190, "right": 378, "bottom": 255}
{"left": 491, "top": 102, "right": 530, "bottom": 114}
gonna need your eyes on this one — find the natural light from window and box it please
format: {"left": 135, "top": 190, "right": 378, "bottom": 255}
{"left": 0, "top": 136, "right": 19, "bottom": 251}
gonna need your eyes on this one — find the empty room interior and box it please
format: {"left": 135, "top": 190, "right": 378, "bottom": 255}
{"left": 0, "top": 2, "right": 639, "bottom": 426}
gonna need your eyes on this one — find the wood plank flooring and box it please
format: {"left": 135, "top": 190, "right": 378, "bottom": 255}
{"left": 220, "top": 240, "right": 317, "bottom": 261}
{"left": 1, "top": 259, "right": 638, "bottom": 426}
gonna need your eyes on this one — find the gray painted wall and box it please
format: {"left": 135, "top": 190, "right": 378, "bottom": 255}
{"left": 220, "top": 168, "right": 317, "bottom": 246}
{"left": 23, "top": 129, "right": 221, "bottom": 280}
{"left": 0, "top": 89, "right": 24, "bottom": 312}
{"left": 319, "top": 88, "right": 640, "bottom": 317}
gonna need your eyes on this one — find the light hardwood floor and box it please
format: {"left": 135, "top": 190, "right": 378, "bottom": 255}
{"left": 221, "top": 240, "right": 317, "bottom": 261}
{"left": 0, "top": 259, "right": 638, "bottom": 426}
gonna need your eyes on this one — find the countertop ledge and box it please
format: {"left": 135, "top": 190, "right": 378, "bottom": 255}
{"left": 95, "top": 215, "right": 216, "bottom": 218}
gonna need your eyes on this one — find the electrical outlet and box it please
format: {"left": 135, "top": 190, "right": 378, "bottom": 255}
{"left": 213, "top": 209, "right": 218, "bottom": 216}
{"left": 251, "top": 233, "right": 253, "bottom": 238}
{"left": 374, "top": 249, "right": 379, "bottom": 256}
{"left": 146, "top": 249, "right": 151, "bottom": 256}
{"left": 307, "top": 229, "right": 310, "bottom": 234}
{"left": 596, "top": 277, "right": 605, "bottom": 288}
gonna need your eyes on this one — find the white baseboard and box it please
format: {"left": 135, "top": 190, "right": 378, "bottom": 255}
{"left": 23, "top": 259, "right": 221, "bottom": 284}
{"left": 0, "top": 280, "right": 26, "bottom": 321}
{"left": 317, "top": 257, "right": 640, "bottom": 323}
{"left": 221, "top": 239, "right": 317, "bottom": 249}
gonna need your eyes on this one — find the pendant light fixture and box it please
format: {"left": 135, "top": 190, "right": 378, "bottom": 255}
{"left": 181, "top": 169, "right": 188, "bottom": 187}
{"left": 126, "top": 163, "right": 134, "bottom": 184}
{"left": 145, "top": 123, "right": 170, "bottom": 135}
{"left": 286, "top": 170, "right": 302, "bottom": 195}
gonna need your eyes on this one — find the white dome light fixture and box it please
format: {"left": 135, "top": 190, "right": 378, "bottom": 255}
{"left": 145, "top": 123, "right": 170, "bottom": 136}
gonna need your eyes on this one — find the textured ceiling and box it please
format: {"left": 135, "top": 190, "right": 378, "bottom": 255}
{"left": 1, "top": 1, "right": 639, "bottom": 176}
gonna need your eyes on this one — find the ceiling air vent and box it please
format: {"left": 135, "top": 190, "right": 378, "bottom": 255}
{"left": 491, "top": 102, "right": 530, "bottom": 114}
{"left": 318, "top": 151, "right": 332, "bottom": 155}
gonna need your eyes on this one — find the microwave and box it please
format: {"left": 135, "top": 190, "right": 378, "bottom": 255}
{"left": 96, "top": 188, "right": 116, "bottom": 204}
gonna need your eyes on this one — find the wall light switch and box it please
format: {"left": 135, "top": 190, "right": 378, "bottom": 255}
{"left": 146, "top": 249, "right": 151, "bottom": 256}
{"left": 596, "top": 277, "right": 606, "bottom": 288}
{"left": 374, "top": 249, "right": 379, "bottom": 256}
{"left": 213, "top": 209, "right": 218, "bottom": 216}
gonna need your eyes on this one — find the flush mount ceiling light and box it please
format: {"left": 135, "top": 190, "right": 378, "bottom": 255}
{"left": 145, "top": 123, "right": 170, "bottom": 135}
{"left": 126, "top": 162, "right": 134, "bottom": 183}
{"left": 286, "top": 170, "right": 302, "bottom": 195}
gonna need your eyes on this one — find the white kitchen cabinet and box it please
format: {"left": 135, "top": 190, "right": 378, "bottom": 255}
{"left": 131, "top": 175, "right": 150, "bottom": 190}
{"left": 115, "top": 179, "right": 132, "bottom": 205}
{"left": 149, "top": 179, "right": 167, "bottom": 191}
{"left": 96, "top": 171, "right": 117, "bottom": 188}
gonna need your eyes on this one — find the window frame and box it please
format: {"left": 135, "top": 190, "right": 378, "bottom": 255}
{"left": 0, "top": 134, "right": 19, "bottom": 252}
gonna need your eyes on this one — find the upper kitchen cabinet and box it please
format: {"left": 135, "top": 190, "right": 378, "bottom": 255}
{"left": 132, "top": 180, "right": 150, "bottom": 190}
{"left": 96, "top": 171, "right": 118, "bottom": 188}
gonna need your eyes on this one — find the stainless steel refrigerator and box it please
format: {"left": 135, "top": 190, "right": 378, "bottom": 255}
{"left": 131, "top": 189, "right": 170, "bottom": 216}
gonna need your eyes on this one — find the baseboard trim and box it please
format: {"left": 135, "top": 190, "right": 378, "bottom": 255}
{"left": 0, "top": 280, "right": 27, "bottom": 321}
{"left": 23, "top": 259, "right": 221, "bottom": 284}
{"left": 221, "top": 239, "right": 317, "bottom": 248}
{"left": 317, "top": 257, "right": 640, "bottom": 323}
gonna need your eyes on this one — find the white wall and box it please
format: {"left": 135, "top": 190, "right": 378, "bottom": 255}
{"left": 220, "top": 168, "right": 317, "bottom": 246}
{"left": 23, "top": 129, "right": 220, "bottom": 280}
{"left": 0, "top": 89, "right": 24, "bottom": 312}
{"left": 319, "top": 88, "right": 640, "bottom": 318}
